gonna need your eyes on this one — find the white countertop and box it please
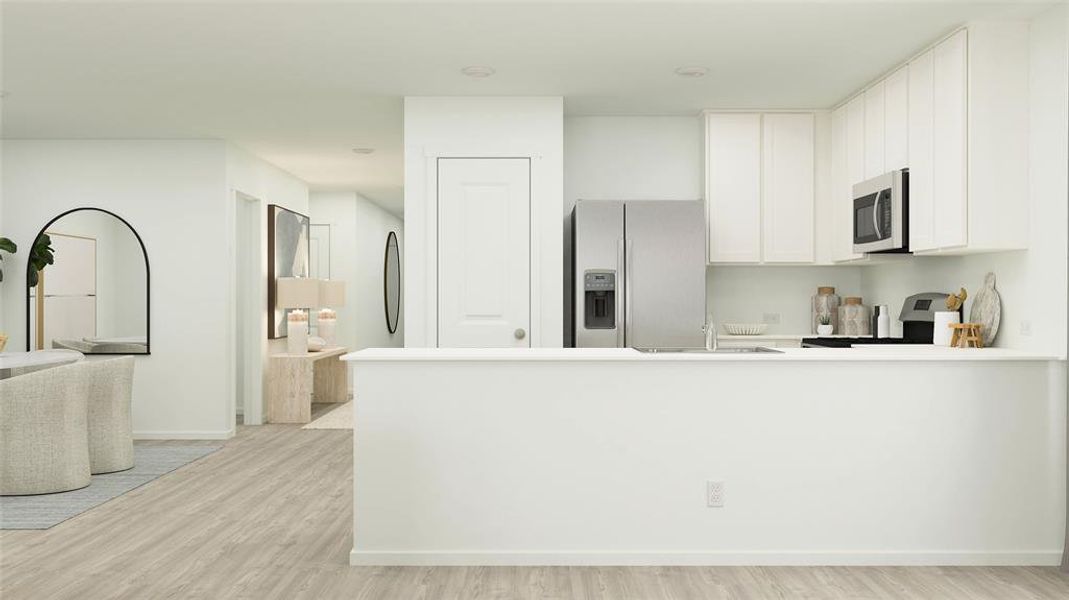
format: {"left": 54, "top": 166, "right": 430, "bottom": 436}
{"left": 343, "top": 346, "right": 1060, "bottom": 363}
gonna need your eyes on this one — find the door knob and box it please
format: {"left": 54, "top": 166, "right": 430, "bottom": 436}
{"left": 514, "top": 328, "right": 526, "bottom": 340}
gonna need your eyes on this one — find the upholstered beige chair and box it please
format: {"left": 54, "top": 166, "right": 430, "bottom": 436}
{"left": 86, "top": 356, "right": 135, "bottom": 474}
{"left": 0, "top": 362, "right": 92, "bottom": 495}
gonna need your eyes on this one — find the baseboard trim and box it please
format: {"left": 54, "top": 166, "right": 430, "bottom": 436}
{"left": 349, "top": 549, "right": 1063, "bottom": 567}
{"left": 134, "top": 430, "right": 235, "bottom": 440}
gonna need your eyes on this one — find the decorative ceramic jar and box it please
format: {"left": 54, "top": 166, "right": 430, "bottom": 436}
{"left": 838, "top": 297, "right": 871, "bottom": 336}
{"left": 933, "top": 311, "right": 960, "bottom": 346}
{"left": 811, "top": 286, "right": 841, "bottom": 334}
{"left": 286, "top": 310, "right": 309, "bottom": 354}
{"left": 317, "top": 309, "right": 337, "bottom": 346}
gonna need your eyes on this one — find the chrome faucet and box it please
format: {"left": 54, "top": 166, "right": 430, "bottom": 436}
{"left": 704, "top": 318, "right": 718, "bottom": 351}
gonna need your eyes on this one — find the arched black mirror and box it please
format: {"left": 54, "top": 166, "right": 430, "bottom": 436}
{"left": 26, "top": 208, "right": 150, "bottom": 354}
{"left": 384, "top": 231, "right": 400, "bottom": 334}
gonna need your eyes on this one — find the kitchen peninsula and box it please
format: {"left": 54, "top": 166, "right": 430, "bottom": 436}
{"left": 344, "top": 347, "right": 1066, "bottom": 566}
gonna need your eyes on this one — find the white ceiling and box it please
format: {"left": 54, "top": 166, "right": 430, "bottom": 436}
{"left": 1, "top": 1, "right": 1057, "bottom": 214}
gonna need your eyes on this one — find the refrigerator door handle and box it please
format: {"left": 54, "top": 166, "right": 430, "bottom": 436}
{"left": 624, "top": 239, "right": 633, "bottom": 348}
{"left": 616, "top": 238, "right": 626, "bottom": 348}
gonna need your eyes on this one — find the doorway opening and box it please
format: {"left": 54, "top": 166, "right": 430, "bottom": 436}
{"left": 234, "top": 191, "right": 263, "bottom": 426}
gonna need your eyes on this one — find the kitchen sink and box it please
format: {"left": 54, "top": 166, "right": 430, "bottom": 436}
{"left": 636, "top": 346, "right": 783, "bottom": 354}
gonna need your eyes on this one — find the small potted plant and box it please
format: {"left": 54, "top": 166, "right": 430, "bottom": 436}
{"left": 817, "top": 314, "right": 834, "bottom": 336}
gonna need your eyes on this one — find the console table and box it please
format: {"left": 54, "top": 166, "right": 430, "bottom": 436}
{"left": 267, "top": 347, "right": 349, "bottom": 423}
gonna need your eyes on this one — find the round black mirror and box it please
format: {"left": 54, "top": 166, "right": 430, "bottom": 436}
{"left": 383, "top": 231, "right": 400, "bottom": 335}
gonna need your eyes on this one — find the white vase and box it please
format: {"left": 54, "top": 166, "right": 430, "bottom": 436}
{"left": 933, "top": 311, "right": 960, "bottom": 346}
{"left": 817, "top": 324, "right": 833, "bottom": 336}
{"left": 287, "top": 317, "right": 308, "bottom": 354}
{"left": 318, "top": 316, "right": 337, "bottom": 346}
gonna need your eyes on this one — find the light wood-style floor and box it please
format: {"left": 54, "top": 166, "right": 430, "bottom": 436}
{"left": 2, "top": 410, "right": 1068, "bottom": 600}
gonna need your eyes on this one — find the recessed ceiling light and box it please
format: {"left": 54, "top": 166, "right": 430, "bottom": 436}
{"left": 351, "top": 148, "right": 375, "bottom": 155}
{"left": 461, "top": 66, "right": 496, "bottom": 78}
{"left": 674, "top": 66, "right": 709, "bottom": 78}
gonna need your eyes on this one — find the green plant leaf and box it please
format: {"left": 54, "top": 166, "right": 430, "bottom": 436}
{"left": 0, "top": 237, "right": 16, "bottom": 254}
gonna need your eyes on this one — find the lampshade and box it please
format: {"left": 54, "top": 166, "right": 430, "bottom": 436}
{"left": 318, "top": 279, "right": 346, "bottom": 307}
{"left": 276, "top": 277, "right": 320, "bottom": 309}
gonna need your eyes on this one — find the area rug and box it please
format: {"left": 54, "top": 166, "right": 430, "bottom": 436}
{"left": 0, "top": 444, "right": 220, "bottom": 530}
{"left": 303, "top": 401, "right": 353, "bottom": 430}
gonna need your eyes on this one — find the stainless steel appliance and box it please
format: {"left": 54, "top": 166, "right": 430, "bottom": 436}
{"left": 572, "top": 200, "right": 706, "bottom": 348}
{"left": 853, "top": 169, "right": 909, "bottom": 254}
{"left": 802, "top": 292, "right": 963, "bottom": 347}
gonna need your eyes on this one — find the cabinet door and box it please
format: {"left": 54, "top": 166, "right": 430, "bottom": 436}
{"left": 830, "top": 105, "right": 861, "bottom": 262}
{"left": 762, "top": 113, "right": 815, "bottom": 263}
{"left": 864, "top": 81, "right": 885, "bottom": 179}
{"left": 908, "top": 50, "right": 936, "bottom": 252}
{"left": 846, "top": 96, "right": 866, "bottom": 190}
{"left": 932, "top": 29, "right": 968, "bottom": 249}
{"left": 884, "top": 66, "right": 909, "bottom": 171}
{"left": 706, "top": 113, "right": 762, "bottom": 263}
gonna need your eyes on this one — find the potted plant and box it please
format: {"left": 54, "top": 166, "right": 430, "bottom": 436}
{"left": 26, "top": 233, "right": 55, "bottom": 287}
{"left": 0, "top": 236, "right": 15, "bottom": 283}
{"left": 817, "top": 314, "right": 834, "bottom": 336}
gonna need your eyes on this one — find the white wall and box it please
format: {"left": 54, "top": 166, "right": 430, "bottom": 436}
{"left": 1, "top": 140, "right": 310, "bottom": 437}
{"left": 355, "top": 194, "right": 404, "bottom": 348}
{"left": 2, "top": 140, "right": 233, "bottom": 438}
{"left": 564, "top": 115, "right": 864, "bottom": 338}
{"left": 309, "top": 191, "right": 403, "bottom": 364}
{"left": 403, "top": 96, "right": 563, "bottom": 348}
{"left": 861, "top": 5, "right": 1068, "bottom": 356}
{"left": 708, "top": 266, "right": 863, "bottom": 334}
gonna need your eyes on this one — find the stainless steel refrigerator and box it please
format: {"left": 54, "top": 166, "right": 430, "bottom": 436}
{"left": 572, "top": 200, "right": 706, "bottom": 348}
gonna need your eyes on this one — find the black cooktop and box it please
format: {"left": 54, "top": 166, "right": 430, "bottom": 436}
{"left": 801, "top": 337, "right": 917, "bottom": 348}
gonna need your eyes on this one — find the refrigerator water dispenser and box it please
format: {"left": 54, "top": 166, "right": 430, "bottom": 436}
{"left": 584, "top": 270, "right": 616, "bottom": 329}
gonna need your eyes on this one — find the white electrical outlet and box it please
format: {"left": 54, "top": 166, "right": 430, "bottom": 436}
{"left": 706, "top": 480, "right": 725, "bottom": 508}
{"left": 763, "top": 313, "right": 780, "bottom": 325}
{"left": 1020, "top": 320, "right": 1032, "bottom": 336}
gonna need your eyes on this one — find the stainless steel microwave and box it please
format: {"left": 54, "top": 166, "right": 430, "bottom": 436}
{"left": 852, "top": 169, "right": 909, "bottom": 254}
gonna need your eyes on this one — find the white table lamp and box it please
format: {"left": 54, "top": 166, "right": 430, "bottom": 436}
{"left": 276, "top": 277, "right": 320, "bottom": 354}
{"left": 317, "top": 280, "right": 346, "bottom": 346}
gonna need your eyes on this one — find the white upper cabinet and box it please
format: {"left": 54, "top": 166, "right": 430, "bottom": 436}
{"left": 883, "top": 66, "right": 909, "bottom": 171}
{"left": 827, "top": 96, "right": 867, "bottom": 263}
{"left": 845, "top": 96, "right": 866, "bottom": 191}
{"left": 704, "top": 112, "right": 815, "bottom": 264}
{"left": 908, "top": 49, "right": 936, "bottom": 253}
{"left": 830, "top": 23, "right": 1029, "bottom": 256}
{"left": 863, "top": 82, "right": 885, "bottom": 179}
{"left": 932, "top": 29, "right": 969, "bottom": 249}
{"left": 705, "top": 113, "right": 762, "bottom": 263}
{"left": 763, "top": 113, "right": 815, "bottom": 263}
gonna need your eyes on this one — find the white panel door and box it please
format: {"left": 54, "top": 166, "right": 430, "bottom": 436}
{"left": 705, "top": 113, "right": 762, "bottom": 263}
{"left": 437, "top": 158, "right": 530, "bottom": 348}
{"left": 908, "top": 50, "right": 937, "bottom": 252}
{"left": 762, "top": 113, "right": 815, "bottom": 263}
{"left": 864, "top": 82, "right": 885, "bottom": 179}
{"left": 884, "top": 65, "right": 910, "bottom": 171}
{"left": 933, "top": 29, "right": 968, "bottom": 249}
